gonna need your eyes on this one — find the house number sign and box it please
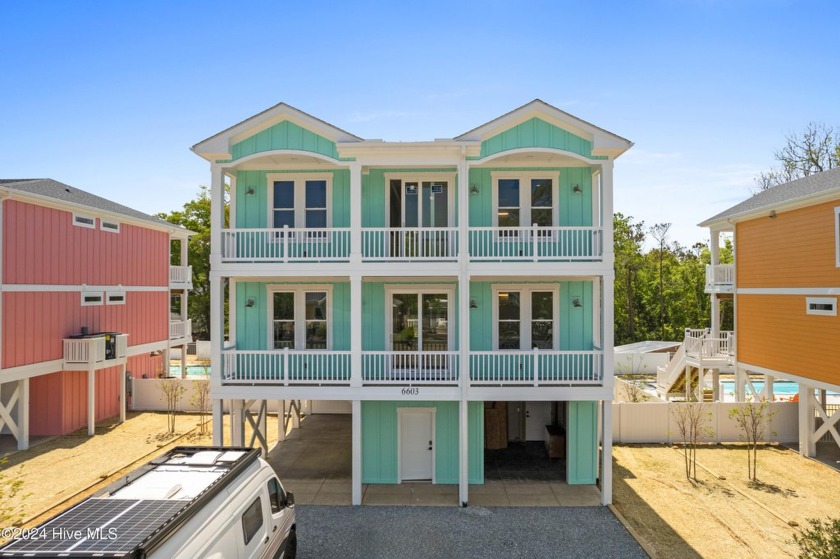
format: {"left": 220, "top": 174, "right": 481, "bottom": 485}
{"left": 401, "top": 387, "right": 420, "bottom": 396}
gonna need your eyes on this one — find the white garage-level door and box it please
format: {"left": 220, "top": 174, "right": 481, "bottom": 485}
{"left": 399, "top": 409, "right": 435, "bottom": 482}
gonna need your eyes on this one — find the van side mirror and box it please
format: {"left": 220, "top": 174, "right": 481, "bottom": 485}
{"left": 285, "top": 492, "right": 295, "bottom": 507}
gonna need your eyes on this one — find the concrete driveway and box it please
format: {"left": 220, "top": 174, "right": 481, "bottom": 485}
{"left": 295, "top": 505, "right": 646, "bottom": 558}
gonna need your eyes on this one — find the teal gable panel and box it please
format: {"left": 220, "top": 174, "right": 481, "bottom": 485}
{"left": 231, "top": 120, "right": 340, "bottom": 161}
{"left": 480, "top": 117, "right": 607, "bottom": 160}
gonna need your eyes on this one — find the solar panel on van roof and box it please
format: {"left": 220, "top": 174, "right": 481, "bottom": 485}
{"left": 0, "top": 499, "right": 187, "bottom": 557}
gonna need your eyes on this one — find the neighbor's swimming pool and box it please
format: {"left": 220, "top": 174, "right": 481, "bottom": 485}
{"left": 169, "top": 365, "right": 211, "bottom": 377}
{"left": 720, "top": 380, "right": 839, "bottom": 397}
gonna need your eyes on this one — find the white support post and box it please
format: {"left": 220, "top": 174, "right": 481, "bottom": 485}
{"left": 119, "top": 364, "right": 126, "bottom": 422}
{"left": 765, "top": 375, "right": 775, "bottom": 402}
{"left": 457, "top": 156, "right": 471, "bottom": 507}
{"left": 212, "top": 399, "right": 224, "bottom": 446}
{"left": 349, "top": 163, "right": 362, "bottom": 264}
{"left": 600, "top": 161, "right": 615, "bottom": 263}
{"left": 210, "top": 164, "right": 225, "bottom": 263}
{"left": 352, "top": 399, "right": 362, "bottom": 505}
{"left": 798, "top": 384, "right": 815, "bottom": 456}
{"left": 292, "top": 401, "right": 301, "bottom": 429}
{"left": 87, "top": 369, "right": 96, "bottom": 436}
{"left": 18, "top": 379, "right": 29, "bottom": 451}
{"left": 735, "top": 368, "right": 746, "bottom": 402}
{"left": 232, "top": 399, "right": 245, "bottom": 446}
{"left": 459, "top": 399, "right": 469, "bottom": 506}
{"left": 278, "top": 400, "right": 286, "bottom": 442}
{"left": 710, "top": 295, "right": 720, "bottom": 337}
{"left": 350, "top": 275, "right": 363, "bottom": 388}
{"left": 601, "top": 400, "right": 613, "bottom": 505}
{"left": 712, "top": 369, "right": 720, "bottom": 402}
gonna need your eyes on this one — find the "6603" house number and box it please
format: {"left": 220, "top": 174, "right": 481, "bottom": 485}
{"left": 401, "top": 387, "right": 419, "bottom": 396}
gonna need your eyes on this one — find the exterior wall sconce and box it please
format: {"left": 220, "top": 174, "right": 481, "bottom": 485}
{"left": 469, "top": 299, "right": 478, "bottom": 309}
{"left": 245, "top": 298, "right": 255, "bottom": 308}
{"left": 470, "top": 184, "right": 479, "bottom": 195}
{"left": 572, "top": 297, "right": 583, "bottom": 308}
{"left": 245, "top": 187, "right": 255, "bottom": 196}
{"left": 572, "top": 184, "right": 582, "bottom": 194}
{"left": 769, "top": 210, "right": 776, "bottom": 219}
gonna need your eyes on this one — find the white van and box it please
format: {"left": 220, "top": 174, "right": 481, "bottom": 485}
{"left": 0, "top": 446, "right": 296, "bottom": 559}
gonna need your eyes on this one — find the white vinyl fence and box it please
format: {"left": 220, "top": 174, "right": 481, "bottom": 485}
{"left": 612, "top": 401, "right": 798, "bottom": 444}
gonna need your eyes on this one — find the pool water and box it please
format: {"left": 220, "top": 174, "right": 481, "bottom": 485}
{"left": 169, "top": 365, "right": 211, "bottom": 377}
{"left": 720, "top": 380, "right": 839, "bottom": 397}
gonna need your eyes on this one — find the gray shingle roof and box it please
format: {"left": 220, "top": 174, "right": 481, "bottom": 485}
{"left": 0, "top": 179, "right": 189, "bottom": 232}
{"left": 699, "top": 167, "right": 840, "bottom": 227}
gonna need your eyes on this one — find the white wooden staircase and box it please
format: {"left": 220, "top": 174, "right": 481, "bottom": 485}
{"left": 656, "top": 328, "right": 735, "bottom": 400}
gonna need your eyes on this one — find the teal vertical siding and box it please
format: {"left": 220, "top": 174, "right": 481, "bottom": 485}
{"left": 231, "top": 120, "right": 340, "bottom": 161}
{"left": 468, "top": 167, "right": 592, "bottom": 228}
{"left": 468, "top": 281, "right": 593, "bottom": 350}
{"left": 361, "top": 401, "right": 483, "bottom": 484}
{"left": 479, "top": 117, "right": 607, "bottom": 160}
{"left": 567, "top": 401, "right": 598, "bottom": 485}
{"left": 235, "top": 169, "right": 350, "bottom": 228}
{"left": 235, "top": 281, "right": 350, "bottom": 350}
{"left": 362, "top": 169, "right": 459, "bottom": 228}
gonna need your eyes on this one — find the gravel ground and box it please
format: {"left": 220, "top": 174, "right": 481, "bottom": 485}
{"left": 295, "top": 505, "right": 646, "bottom": 558}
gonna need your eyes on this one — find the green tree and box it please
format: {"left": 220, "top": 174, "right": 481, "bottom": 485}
{"left": 756, "top": 122, "right": 840, "bottom": 191}
{"left": 157, "top": 185, "right": 228, "bottom": 340}
{"left": 614, "top": 213, "right": 647, "bottom": 345}
{"left": 791, "top": 517, "right": 840, "bottom": 559}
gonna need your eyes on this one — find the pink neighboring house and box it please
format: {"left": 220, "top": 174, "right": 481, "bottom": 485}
{"left": 0, "top": 179, "right": 193, "bottom": 449}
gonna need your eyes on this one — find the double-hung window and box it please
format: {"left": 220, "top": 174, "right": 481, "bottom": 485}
{"left": 269, "top": 285, "right": 331, "bottom": 350}
{"left": 268, "top": 174, "right": 331, "bottom": 233}
{"left": 493, "top": 172, "right": 558, "bottom": 234}
{"left": 494, "top": 285, "right": 559, "bottom": 350}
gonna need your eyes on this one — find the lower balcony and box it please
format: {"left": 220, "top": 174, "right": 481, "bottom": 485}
{"left": 705, "top": 264, "right": 734, "bottom": 293}
{"left": 169, "top": 319, "right": 192, "bottom": 340}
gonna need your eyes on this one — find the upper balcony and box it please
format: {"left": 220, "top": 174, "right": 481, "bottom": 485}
{"left": 170, "top": 265, "right": 193, "bottom": 290}
{"left": 705, "top": 264, "right": 734, "bottom": 294}
{"left": 63, "top": 333, "right": 129, "bottom": 370}
{"left": 219, "top": 225, "right": 603, "bottom": 264}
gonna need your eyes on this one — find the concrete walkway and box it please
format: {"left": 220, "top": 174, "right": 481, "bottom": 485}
{"left": 267, "top": 414, "right": 600, "bottom": 507}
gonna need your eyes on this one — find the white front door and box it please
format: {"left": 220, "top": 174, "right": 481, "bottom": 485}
{"left": 400, "top": 409, "right": 434, "bottom": 481}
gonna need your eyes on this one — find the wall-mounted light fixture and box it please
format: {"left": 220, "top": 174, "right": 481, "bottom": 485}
{"left": 470, "top": 184, "right": 479, "bottom": 195}
{"left": 769, "top": 210, "right": 776, "bottom": 219}
{"left": 469, "top": 299, "right": 478, "bottom": 309}
{"left": 572, "top": 297, "right": 583, "bottom": 308}
{"left": 572, "top": 184, "right": 582, "bottom": 194}
{"left": 245, "top": 298, "right": 255, "bottom": 308}
{"left": 245, "top": 187, "right": 255, "bottom": 196}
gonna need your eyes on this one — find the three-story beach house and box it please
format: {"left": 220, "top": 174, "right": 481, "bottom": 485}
{"left": 0, "top": 179, "right": 193, "bottom": 449}
{"left": 193, "top": 100, "right": 632, "bottom": 505}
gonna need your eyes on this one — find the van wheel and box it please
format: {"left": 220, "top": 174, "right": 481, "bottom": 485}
{"left": 284, "top": 529, "right": 297, "bottom": 559}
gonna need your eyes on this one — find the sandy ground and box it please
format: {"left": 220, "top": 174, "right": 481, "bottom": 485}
{"left": 1, "top": 411, "right": 279, "bottom": 530}
{"left": 613, "top": 443, "right": 840, "bottom": 558}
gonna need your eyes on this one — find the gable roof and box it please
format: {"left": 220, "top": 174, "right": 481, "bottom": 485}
{"left": 0, "top": 179, "right": 193, "bottom": 235}
{"left": 699, "top": 167, "right": 840, "bottom": 227}
{"left": 455, "top": 99, "right": 633, "bottom": 158}
{"left": 191, "top": 102, "right": 363, "bottom": 162}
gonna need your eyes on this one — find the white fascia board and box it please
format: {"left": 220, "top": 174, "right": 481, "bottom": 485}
{"left": 0, "top": 187, "right": 194, "bottom": 236}
{"left": 337, "top": 141, "right": 480, "bottom": 163}
{"left": 210, "top": 385, "right": 462, "bottom": 401}
{"left": 698, "top": 187, "right": 840, "bottom": 229}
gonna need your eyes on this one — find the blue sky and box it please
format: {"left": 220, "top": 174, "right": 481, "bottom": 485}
{"left": 2, "top": 0, "right": 838, "bottom": 247}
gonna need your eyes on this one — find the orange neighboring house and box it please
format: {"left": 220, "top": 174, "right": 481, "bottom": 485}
{"left": 700, "top": 167, "right": 840, "bottom": 455}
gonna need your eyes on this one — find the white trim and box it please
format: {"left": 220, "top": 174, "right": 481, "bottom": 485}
{"left": 106, "top": 290, "right": 127, "bottom": 305}
{"left": 266, "top": 173, "right": 333, "bottom": 230}
{"left": 100, "top": 219, "right": 120, "bottom": 233}
{"left": 738, "top": 361, "right": 840, "bottom": 393}
{"left": 835, "top": 206, "right": 840, "bottom": 267}
{"left": 490, "top": 171, "right": 560, "bottom": 228}
{"left": 397, "top": 407, "right": 436, "bottom": 483}
{"left": 1, "top": 284, "right": 168, "bottom": 293}
{"left": 491, "top": 283, "right": 560, "bottom": 350}
{"left": 382, "top": 173, "right": 457, "bottom": 228}
{"left": 81, "top": 291, "right": 104, "bottom": 306}
{"left": 265, "top": 284, "right": 334, "bottom": 350}
{"left": 384, "top": 284, "right": 456, "bottom": 351}
{"left": 700, "top": 187, "right": 840, "bottom": 229}
{"left": 737, "top": 287, "right": 840, "bottom": 296}
{"left": 72, "top": 213, "right": 96, "bottom": 229}
{"left": 476, "top": 147, "right": 603, "bottom": 166}
{"left": 806, "top": 296, "right": 837, "bottom": 316}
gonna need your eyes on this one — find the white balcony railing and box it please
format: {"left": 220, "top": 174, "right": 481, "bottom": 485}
{"left": 362, "top": 351, "right": 459, "bottom": 384}
{"left": 469, "top": 226, "right": 603, "bottom": 261}
{"left": 169, "top": 265, "right": 193, "bottom": 288}
{"left": 221, "top": 349, "right": 351, "bottom": 385}
{"left": 362, "top": 228, "right": 459, "bottom": 261}
{"left": 221, "top": 227, "right": 351, "bottom": 262}
{"left": 169, "top": 319, "right": 192, "bottom": 340}
{"left": 63, "top": 334, "right": 128, "bottom": 369}
{"left": 684, "top": 329, "right": 735, "bottom": 361}
{"left": 705, "top": 264, "right": 734, "bottom": 291}
{"left": 469, "top": 350, "right": 603, "bottom": 385}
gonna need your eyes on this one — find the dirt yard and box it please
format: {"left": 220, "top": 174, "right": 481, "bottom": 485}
{"left": 613, "top": 443, "right": 840, "bottom": 558}
{"left": 1, "top": 411, "right": 279, "bottom": 529}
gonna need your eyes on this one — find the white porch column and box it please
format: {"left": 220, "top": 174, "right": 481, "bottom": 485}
{"left": 352, "top": 399, "right": 362, "bottom": 505}
{"left": 600, "top": 161, "right": 614, "bottom": 263}
{"left": 119, "top": 364, "right": 126, "bottom": 422}
{"left": 87, "top": 369, "right": 96, "bottom": 436}
{"left": 710, "top": 295, "right": 720, "bottom": 337}
{"left": 350, "top": 275, "right": 363, "bottom": 388}
{"left": 712, "top": 370, "right": 720, "bottom": 402}
{"left": 210, "top": 163, "right": 225, "bottom": 261}
{"left": 278, "top": 400, "right": 286, "bottom": 442}
{"left": 457, "top": 156, "right": 470, "bottom": 506}
{"left": 798, "top": 384, "right": 815, "bottom": 456}
{"left": 349, "top": 163, "right": 362, "bottom": 263}
{"left": 601, "top": 400, "right": 613, "bottom": 505}
{"left": 231, "top": 399, "right": 245, "bottom": 446}
{"left": 212, "top": 398, "right": 224, "bottom": 445}
{"left": 17, "top": 378, "right": 29, "bottom": 451}
{"left": 764, "top": 375, "right": 775, "bottom": 402}
{"left": 735, "top": 368, "right": 746, "bottom": 402}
